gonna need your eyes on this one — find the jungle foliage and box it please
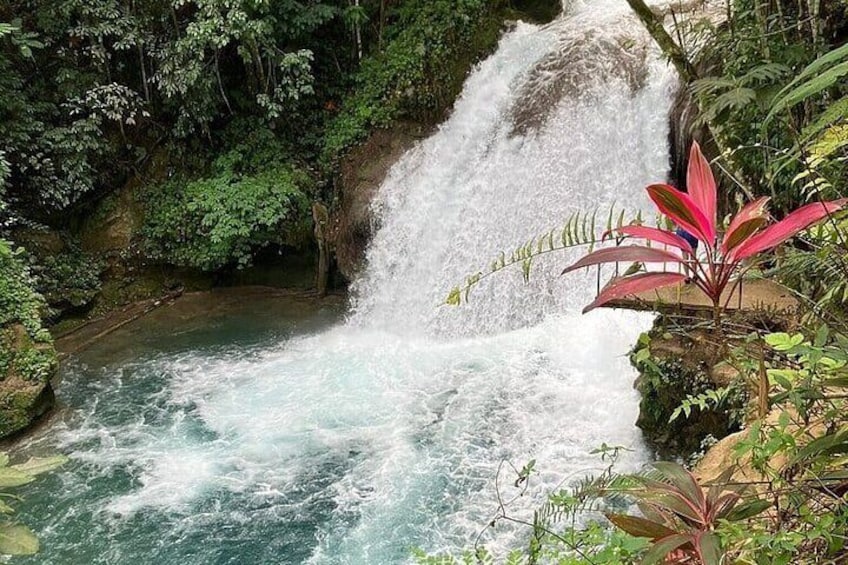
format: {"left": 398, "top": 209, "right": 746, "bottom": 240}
{"left": 1, "top": 0, "right": 524, "bottom": 271}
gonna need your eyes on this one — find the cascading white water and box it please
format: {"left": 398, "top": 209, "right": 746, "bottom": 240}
{"left": 15, "top": 3, "right": 680, "bottom": 564}
{"left": 350, "top": 1, "right": 675, "bottom": 336}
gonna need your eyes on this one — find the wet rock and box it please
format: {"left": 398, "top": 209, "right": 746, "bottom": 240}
{"left": 510, "top": 28, "right": 649, "bottom": 136}
{"left": 0, "top": 324, "right": 56, "bottom": 439}
{"left": 330, "top": 123, "right": 429, "bottom": 281}
{"left": 631, "top": 322, "right": 747, "bottom": 458}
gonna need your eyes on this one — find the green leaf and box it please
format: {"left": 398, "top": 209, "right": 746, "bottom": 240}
{"left": 789, "top": 430, "right": 848, "bottom": 466}
{"left": 0, "top": 469, "right": 34, "bottom": 488}
{"left": 767, "top": 60, "right": 848, "bottom": 124}
{"left": 0, "top": 524, "right": 38, "bottom": 555}
{"left": 10, "top": 456, "right": 68, "bottom": 477}
{"left": 764, "top": 332, "right": 804, "bottom": 351}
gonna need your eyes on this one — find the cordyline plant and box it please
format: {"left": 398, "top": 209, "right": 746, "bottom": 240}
{"left": 606, "top": 462, "right": 770, "bottom": 565}
{"left": 563, "top": 142, "right": 847, "bottom": 326}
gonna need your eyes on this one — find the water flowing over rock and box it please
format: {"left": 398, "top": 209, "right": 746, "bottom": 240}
{"left": 18, "top": 2, "right": 687, "bottom": 563}
{"left": 349, "top": 1, "right": 677, "bottom": 338}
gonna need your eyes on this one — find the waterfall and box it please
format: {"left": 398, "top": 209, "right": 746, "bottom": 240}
{"left": 350, "top": 0, "right": 676, "bottom": 337}
{"left": 17, "top": 3, "right": 680, "bottom": 564}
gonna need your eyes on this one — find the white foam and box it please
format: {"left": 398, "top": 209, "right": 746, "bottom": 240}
{"left": 25, "top": 2, "right": 681, "bottom": 562}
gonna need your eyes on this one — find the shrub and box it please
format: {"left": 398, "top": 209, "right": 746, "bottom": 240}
{"left": 0, "top": 240, "right": 48, "bottom": 340}
{"left": 141, "top": 131, "right": 314, "bottom": 271}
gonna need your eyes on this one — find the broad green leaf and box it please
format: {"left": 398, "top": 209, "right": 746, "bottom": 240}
{"left": 10, "top": 456, "right": 68, "bottom": 477}
{"left": 767, "top": 42, "right": 848, "bottom": 124}
{"left": 0, "top": 524, "right": 38, "bottom": 555}
{"left": 789, "top": 430, "right": 848, "bottom": 466}
{"left": 724, "top": 499, "right": 772, "bottom": 521}
{"left": 0, "top": 469, "right": 34, "bottom": 488}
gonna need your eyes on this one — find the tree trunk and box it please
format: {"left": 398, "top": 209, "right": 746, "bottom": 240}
{"left": 624, "top": 0, "right": 697, "bottom": 81}
{"left": 312, "top": 203, "right": 330, "bottom": 298}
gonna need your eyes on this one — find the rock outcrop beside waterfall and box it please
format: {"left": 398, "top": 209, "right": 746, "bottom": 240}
{"left": 0, "top": 243, "right": 56, "bottom": 438}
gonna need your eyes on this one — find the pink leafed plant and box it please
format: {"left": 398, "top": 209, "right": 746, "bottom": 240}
{"left": 563, "top": 142, "right": 847, "bottom": 323}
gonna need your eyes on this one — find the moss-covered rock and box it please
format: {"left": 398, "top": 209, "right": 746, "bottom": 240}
{"left": 631, "top": 320, "right": 747, "bottom": 458}
{"left": 0, "top": 242, "right": 56, "bottom": 438}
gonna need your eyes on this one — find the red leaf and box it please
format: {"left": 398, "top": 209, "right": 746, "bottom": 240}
{"left": 732, "top": 199, "right": 848, "bottom": 261}
{"left": 605, "top": 513, "right": 677, "bottom": 541}
{"left": 562, "top": 246, "right": 684, "bottom": 275}
{"left": 687, "top": 142, "right": 718, "bottom": 238}
{"left": 616, "top": 225, "right": 694, "bottom": 254}
{"left": 583, "top": 272, "right": 687, "bottom": 313}
{"left": 694, "top": 531, "right": 723, "bottom": 565}
{"left": 640, "top": 534, "right": 694, "bottom": 565}
{"left": 647, "top": 184, "right": 715, "bottom": 245}
{"left": 721, "top": 197, "right": 770, "bottom": 254}
{"left": 653, "top": 462, "right": 706, "bottom": 514}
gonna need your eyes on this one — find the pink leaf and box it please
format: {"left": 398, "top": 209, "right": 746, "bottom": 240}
{"left": 721, "top": 197, "right": 770, "bottom": 254}
{"left": 732, "top": 199, "right": 848, "bottom": 261}
{"left": 583, "top": 272, "right": 687, "bottom": 313}
{"left": 616, "top": 225, "right": 694, "bottom": 254}
{"left": 562, "top": 246, "right": 684, "bottom": 275}
{"left": 687, "top": 142, "right": 718, "bottom": 238}
{"left": 647, "top": 184, "right": 715, "bottom": 245}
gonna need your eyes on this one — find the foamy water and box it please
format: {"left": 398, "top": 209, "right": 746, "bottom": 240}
{"left": 13, "top": 2, "right": 679, "bottom": 563}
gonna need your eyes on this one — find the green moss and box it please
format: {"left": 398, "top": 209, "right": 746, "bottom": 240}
{"left": 10, "top": 391, "right": 35, "bottom": 411}
{"left": 0, "top": 239, "right": 56, "bottom": 438}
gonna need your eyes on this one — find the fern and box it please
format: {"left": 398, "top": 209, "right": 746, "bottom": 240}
{"left": 766, "top": 43, "right": 848, "bottom": 124}
{"left": 445, "top": 206, "right": 638, "bottom": 306}
{"left": 692, "top": 62, "right": 790, "bottom": 126}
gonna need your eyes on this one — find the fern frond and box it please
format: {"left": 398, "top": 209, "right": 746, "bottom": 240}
{"left": 445, "top": 206, "right": 634, "bottom": 306}
{"left": 738, "top": 63, "right": 791, "bottom": 85}
{"left": 766, "top": 43, "right": 848, "bottom": 124}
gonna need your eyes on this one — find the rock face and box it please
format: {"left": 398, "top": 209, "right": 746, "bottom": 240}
{"left": 0, "top": 242, "right": 57, "bottom": 438}
{"left": 0, "top": 325, "right": 56, "bottom": 438}
{"left": 630, "top": 320, "right": 747, "bottom": 458}
{"left": 330, "top": 123, "right": 429, "bottom": 281}
{"left": 329, "top": 1, "right": 563, "bottom": 282}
